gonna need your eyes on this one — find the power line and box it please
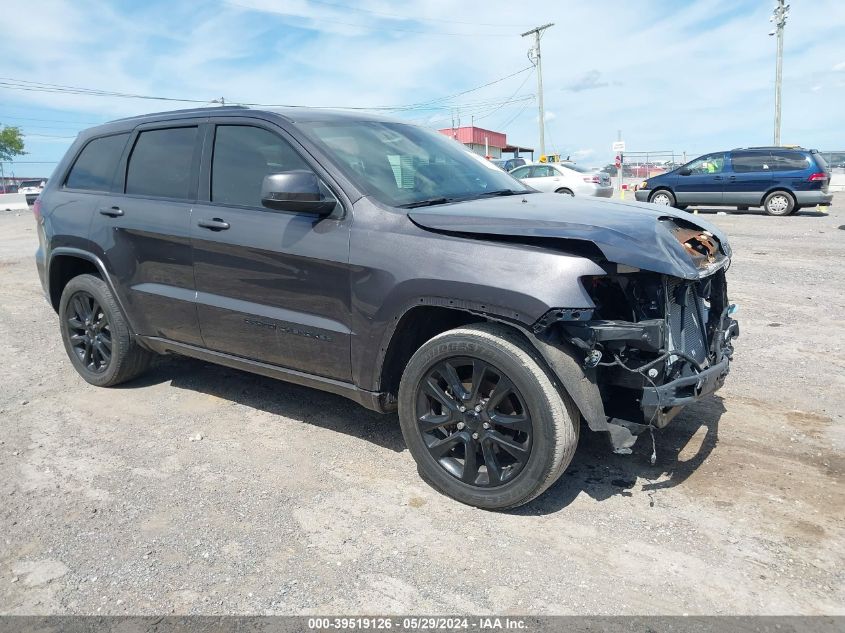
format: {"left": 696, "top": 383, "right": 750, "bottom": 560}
{"left": 0, "top": 67, "right": 534, "bottom": 113}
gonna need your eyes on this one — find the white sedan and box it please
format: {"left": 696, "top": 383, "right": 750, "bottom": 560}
{"left": 510, "top": 163, "right": 613, "bottom": 197}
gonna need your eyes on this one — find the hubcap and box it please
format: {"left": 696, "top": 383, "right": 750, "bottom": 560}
{"left": 415, "top": 357, "right": 533, "bottom": 487}
{"left": 653, "top": 193, "right": 671, "bottom": 205}
{"left": 769, "top": 195, "right": 788, "bottom": 213}
{"left": 66, "top": 292, "right": 112, "bottom": 373}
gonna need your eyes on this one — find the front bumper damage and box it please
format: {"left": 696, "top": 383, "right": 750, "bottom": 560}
{"left": 531, "top": 266, "right": 739, "bottom": 454}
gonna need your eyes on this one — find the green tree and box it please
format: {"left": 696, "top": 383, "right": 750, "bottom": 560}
{"left": 0, "top": 125, "right": 26, "bottom": 162}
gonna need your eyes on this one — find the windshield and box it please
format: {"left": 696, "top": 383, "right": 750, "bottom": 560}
{"left": 299, "top": 120, "right": 531, "bottom": 207}
{"left": 20, "top": 180, "right": 44, "bottom": 188}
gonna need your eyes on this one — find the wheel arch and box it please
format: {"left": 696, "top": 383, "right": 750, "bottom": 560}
{"left": 48, "top": 248, "right": 136, "bottom": 336}
{"left": 759, "top": 187, "right": 796, "bottom": 207}
{"left": 649, "top": 186, "right": 674, "bottom": 201}
{"left": 376, "top": 304, "right": 487, "bottom": 398}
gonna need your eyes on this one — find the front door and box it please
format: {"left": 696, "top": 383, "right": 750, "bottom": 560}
{"left": 90, "top": 122, "right": 204, "bottom": 346}
{"left": 674, "top": 152, "right": 727, "bottom": 205}
{"left": 723, "top": 151, "right": 773, "bottom": 206}
{"left": 190, "top": 121, "right": 353, "bottom": 381}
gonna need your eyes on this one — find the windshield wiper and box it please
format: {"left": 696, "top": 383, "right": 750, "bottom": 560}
{"left": 474, "top": 189, "right": 531, "bottom": 197}
{"left": 398, "top": 197, "right": 454, "bottom": 209}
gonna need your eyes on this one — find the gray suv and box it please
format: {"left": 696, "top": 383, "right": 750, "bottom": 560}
{"left": 34, "top": 107, "right": 739, "bottom": 509}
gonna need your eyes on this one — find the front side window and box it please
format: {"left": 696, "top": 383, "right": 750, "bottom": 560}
{"left": 299, "top": 121, "right": 530, "bottom": 208}
{"left": 686, "top": 153, "right": 725, "bottom": 174}
{"left": 211, "top": 125, "right": 313, "bottom": 207}
{"left": 730, "top": 151, "right": 770, "bottom": 173}
{"left": 510, "top": 166, "right": 531, "bottom": 179}
{"left": 66, "top": 133, "right": 129, "bottom": 191}
{"left": 125, "top": 127, "right": 198, "bottom": 199}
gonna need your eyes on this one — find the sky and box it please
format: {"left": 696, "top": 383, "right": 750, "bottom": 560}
{"left": 1, "top": 0, "right": 844, "bottom": 178}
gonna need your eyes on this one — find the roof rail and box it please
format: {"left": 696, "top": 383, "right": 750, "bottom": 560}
{"left": 731, "top": 145, "right": 806, "bottom": 151}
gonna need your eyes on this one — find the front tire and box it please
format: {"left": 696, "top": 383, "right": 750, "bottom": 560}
{"left": 649, "top": 189, "right": 676, "bottom": 207}
{"left": 555, "top": 188, "right": 574, "bottom": 196}
{"left": 59, "top": 274, "right": 153, "bottom": 387}
{"left": 398, "top": 323, "right": 579, "bottom": 510}
{"left": 763, "top": 190, "right": 794, "bottom": 216}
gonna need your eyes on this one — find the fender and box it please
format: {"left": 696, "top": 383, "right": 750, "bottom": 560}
{"left": 519, "top": 328, "right": 639, "bottom": 452}
{"left": 48, "top": 247, "right": 139, "bottom": 338}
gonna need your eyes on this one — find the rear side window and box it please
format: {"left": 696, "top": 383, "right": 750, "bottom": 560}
{"left": 730, "top": 151, "right": 770, "bottom": 173}
{"left": 211, "top": 125, "right": 311, "bottom": 207}
{"left": 65, "top": 133, "right": 129, "bottom": 191}
{"left": 770, "top": 151, "right": 811, "bottom": 172}
{"left": 530, "top": 165, "right": 554, "bottom": 177}
{"left": 126, "top": 127, "right": 198, "bottom": 199}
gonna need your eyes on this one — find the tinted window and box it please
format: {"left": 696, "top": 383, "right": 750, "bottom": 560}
{"left": 211, "top": 125, "right": 313, "bottom": 208}
{"left": 769, "top": 151, "right": 811, "bottom": 172}
{"left": 66, "top": 134, "right": 128, "bottom": 191}
{"left": 126, "top": 127, "right": 198, "bottom": 199}
{"left": 730, "top": 151, "right": 770, "bottom": 173}
{"left": 510, "top": 166, "right": 531, "bottom": 178}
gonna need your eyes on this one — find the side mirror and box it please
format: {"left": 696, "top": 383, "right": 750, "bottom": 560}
{"left": 679, "top": 167, "right": 692, "bottom": 176}
{"left": 260, "top": 171, "right": 337, "bottom": 215}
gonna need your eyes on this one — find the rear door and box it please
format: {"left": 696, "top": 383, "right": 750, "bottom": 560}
{"left": 89, "top": 121, "right": 203, "bottom": 345}
{"left": 674, "top": 152, "right": 727, "bottom": 204}
{"left": 521, "top": 164, "right": 558, "bottom": 192}
{"left": 723, "top": 151, "right": 773, "bottom": 206}
{"left": 190, "top": 118, "right": 353, "bottom": 380}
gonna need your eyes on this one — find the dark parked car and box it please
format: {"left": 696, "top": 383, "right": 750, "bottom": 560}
{"left": 490, "top": 157, "right": 528, "bottom": 172}
{"left": 34, "top": 107, "right": 739, "bottom": 509}
{"left": 635, "top": 147, "right": 832, "bottom": 215}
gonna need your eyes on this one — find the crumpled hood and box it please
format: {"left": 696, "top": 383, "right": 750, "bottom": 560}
{"left": 408, "top": 193, "right": 731, "bottom": 279}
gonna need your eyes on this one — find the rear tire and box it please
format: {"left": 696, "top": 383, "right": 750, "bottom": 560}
{"left": 59, "top": 274, "right": 153, "bottom": 387}
{"left": 649, "top": 189, "right": 676, "bottom": 207}
{"left": 398, "top": 323, "right": 579, "bottom": 510}
{"left": 763, "top": 190, "right": 794, "bottom": 216}
{"left": 555, "top": 188, "right": 574, "bottom": 196}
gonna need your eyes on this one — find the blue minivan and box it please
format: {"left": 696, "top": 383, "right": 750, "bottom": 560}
{"left": 635, "top": 147, "right": 833, "bottom": 215}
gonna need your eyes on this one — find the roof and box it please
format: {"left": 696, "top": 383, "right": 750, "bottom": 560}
{"left": 83, "top": 105, "right": 407, "bottom": 139}
{"left": 437, "top": 126, "right": 507, "bottom": 149}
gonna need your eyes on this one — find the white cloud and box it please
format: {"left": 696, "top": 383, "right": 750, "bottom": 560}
{"left": 833, "top": 61, "right": 845, "bottom": 72}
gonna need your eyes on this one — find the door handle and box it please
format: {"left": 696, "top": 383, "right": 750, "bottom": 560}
{"left": 98, "top": 206, "right": 124, "bottom": 217}
{"left": 713, "top": 176, "right": 723, "bottom": 181}
{"left": 197, "top": 218, "right": 230, "bottom": 231}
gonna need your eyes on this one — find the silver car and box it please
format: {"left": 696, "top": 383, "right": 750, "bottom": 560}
{"left": 510, "top": 163, "right": 613, "bottom": 197}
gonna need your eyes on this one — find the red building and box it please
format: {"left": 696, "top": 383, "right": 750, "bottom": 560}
{"left": 438, "top": 126, "right": 532, "bottom": 160}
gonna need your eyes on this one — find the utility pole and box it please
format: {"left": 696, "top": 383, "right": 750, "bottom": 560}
{"left": 770, "top": 1, "right": 789, "bottom": 145}
{"left": 521, "top": 23, "right": 553, "bottom": 158}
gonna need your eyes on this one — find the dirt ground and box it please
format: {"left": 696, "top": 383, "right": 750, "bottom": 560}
{"left": 0, "top": 200, "right": 843, "bottom": 615}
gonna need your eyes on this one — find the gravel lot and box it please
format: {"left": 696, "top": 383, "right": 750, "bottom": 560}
{"left": 1, "top": 200, "right": 843, "bottom": 615}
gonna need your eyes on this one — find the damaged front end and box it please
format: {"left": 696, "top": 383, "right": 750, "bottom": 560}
{"left": 531, "top": 219, "right": 740, "bottom": 454}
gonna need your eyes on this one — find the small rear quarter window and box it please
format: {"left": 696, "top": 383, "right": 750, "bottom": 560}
{"left": 65, "top": 133, "right": 130, "bottom": 191}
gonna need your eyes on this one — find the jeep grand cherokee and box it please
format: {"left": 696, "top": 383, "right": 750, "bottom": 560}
{"left": 34, "top": 107, "right": 739, "bottom": 509}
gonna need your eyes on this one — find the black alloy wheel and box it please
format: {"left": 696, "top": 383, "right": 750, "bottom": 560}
{"left": 415, "top": 357, "right": 532, "bottom": 487}
{"left": 66, "top": 291, "right": 112, "bottom": 373}
{"left": 59, "top": 273, "right": 153, "bottom": 386}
